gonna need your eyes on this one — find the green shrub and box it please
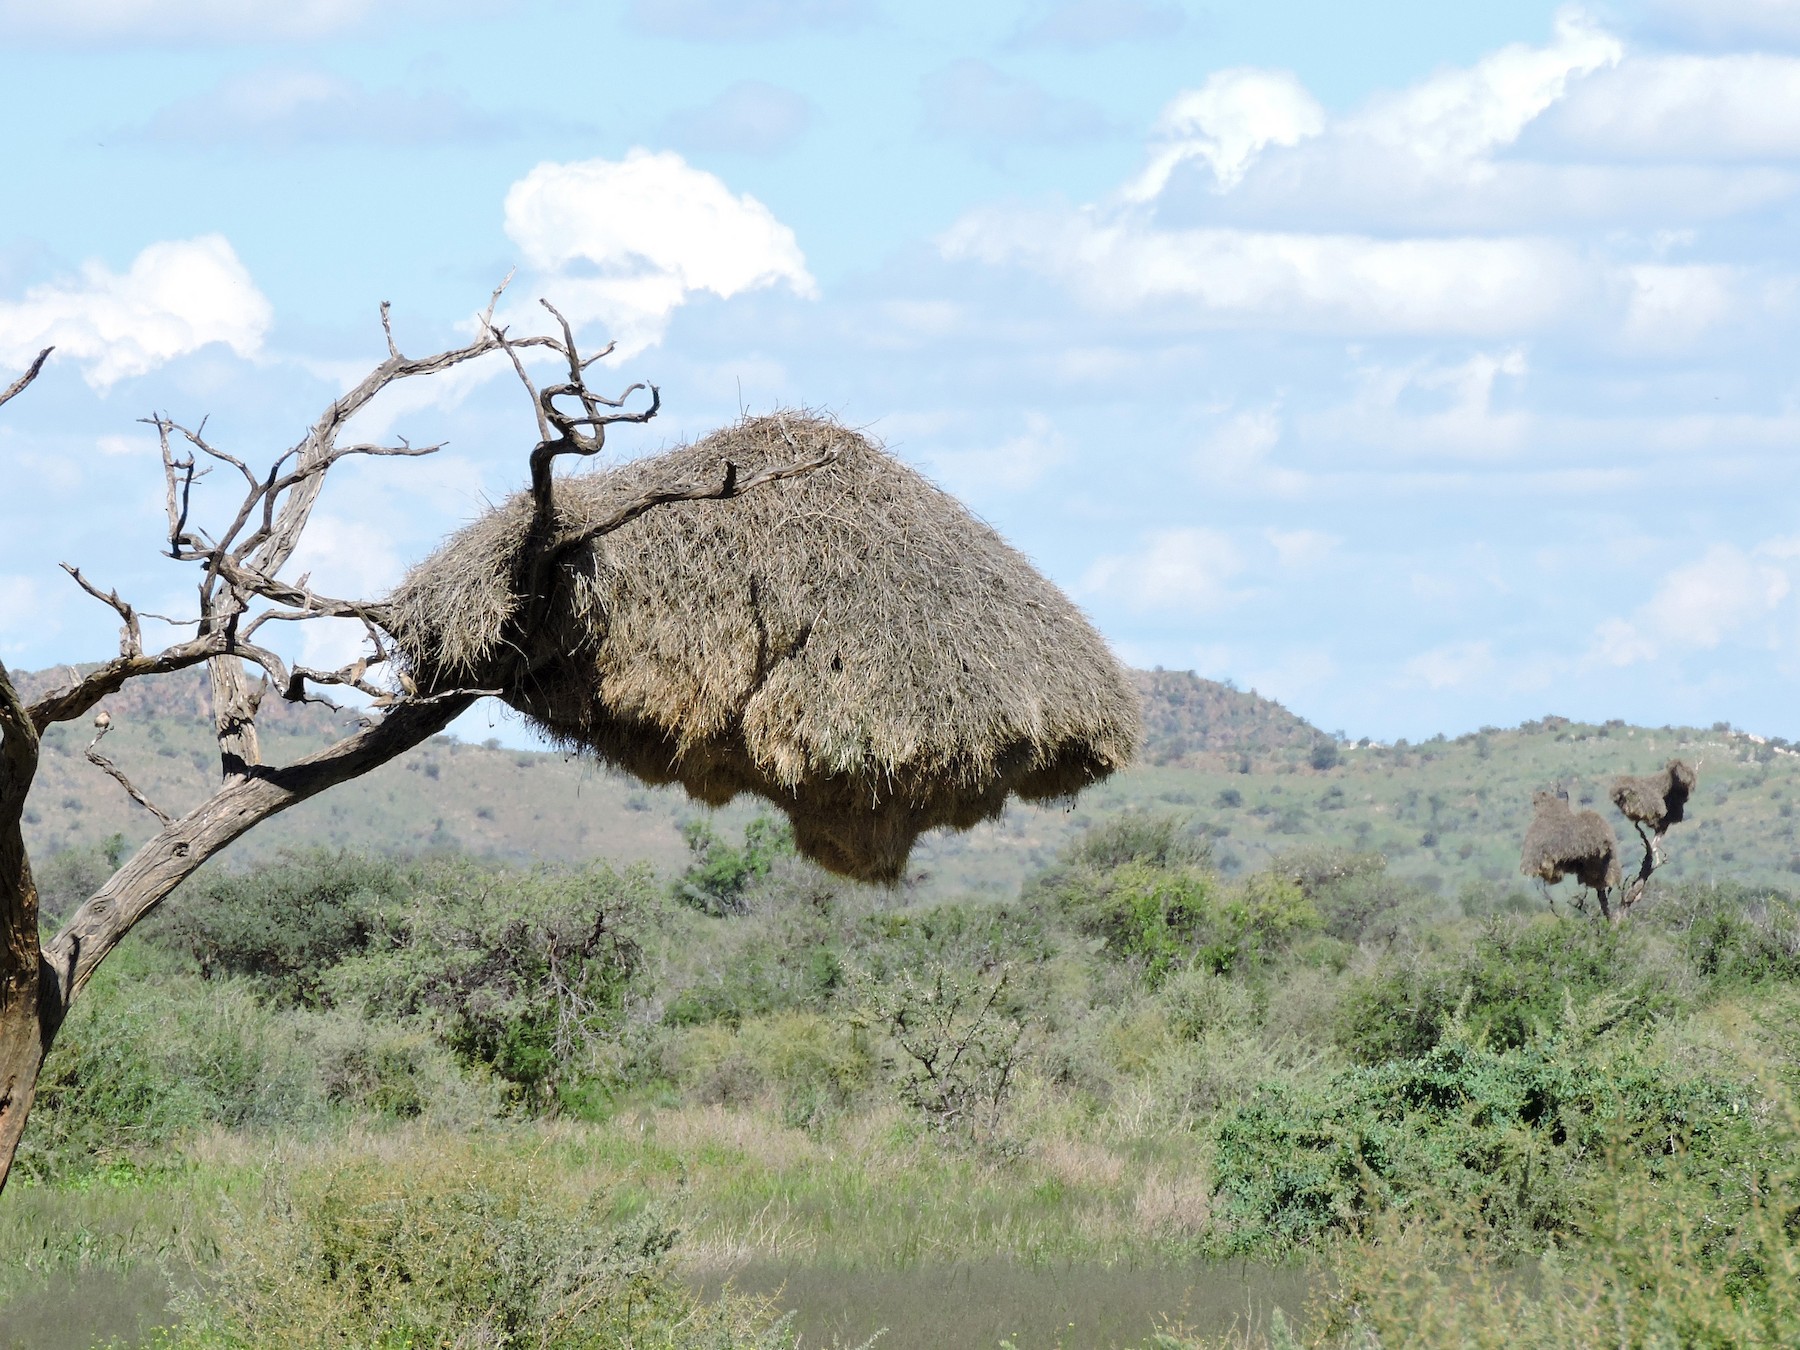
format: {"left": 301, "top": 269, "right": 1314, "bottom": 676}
{"left": 1335, "top": 915, "right": 1679, "bottom": 1063}
{"left": 168, "top": 1141, "right": 800, "bottom": 1349}
{"left": 672, "top": 1011, "right": 873, "bottom": 1126}
{"left": 852, "top": 964, "right": 1025, "bottom": 1142}
{"left": 673, "top": 815, "right": 796, "bottom": 916}
{"left": 1652, "top": 880, "right": 1800, "bottom": 987}
{"left": 1067, "top": 813, "right": 1210, "bottom": 871}
{"left": 1315, "top": 1102, "right": 1800, "bottom": 1348}
{"left": 306, "top": 1013, "right": 487, "bottom": 1122}
{"left": 153, "top": 850, "right": 417, "bottom": 1005}
{"left": 327, "top": 860, "right": 654, "bottom": 1110}
{"left": 1211, "top": 1029, "right": 1755, "bottom": 1256}
{"left": 1270, "top": 848, "right": 1431, "bottom": 942}
{"left": 18, "top": 949, "right": 321, "bottom": 1182}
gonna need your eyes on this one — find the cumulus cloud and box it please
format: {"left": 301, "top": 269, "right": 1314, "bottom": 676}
{"left": 943, "top": 209, "right": 1593, "bottom": 335}
{"left": 1127, "top": 69, "right": 1325, "bottom": 198}
{"left": 663, "top": 81, "right": 813, "bottom": 156}
{"left": 1082, "top": 527, "right": 1244, "bottom": 613}
{"left": 0, "top": 0, "right": 500, "bottom": 45}
{"left": 1344, "top": 11, "right": 1619, "bottom": 173}
{"left": 1545, "top": 55, "right": 1800, "bottom": 161}
{"left": 1589, "top": 543, "right": 1793, "bottom": 667}
{"left": 137, "top": 69, "right": 510, "bottom": 146}
{"left": 503, "top": 150, "right": 815, "bottom": 357}
{"left": 0, "top": 236, "right": 272, "bottom": 389}
{"left": 1010, "top": 0, "right": 1183, "bottom": 49}
{"left": 286, "top": 513, "right": 409, "bottom": 673}
{"left": 1641, "top": 0, "right": 1800, "bottom": 50}
{"left": 627, "top": 0, "right": 869, "bottom": 41}
{"left": 921, "top": 61, "right": 1112, "bottom": 151}
{"left": 1330, "top": 348, "right": 1533, "bottom": 458}
{"left": 941, "top": 13, "right": 1771, "bottom": 345}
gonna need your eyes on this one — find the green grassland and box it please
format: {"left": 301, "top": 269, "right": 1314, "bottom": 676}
{"left": 11, "top": 666, "right": 1800, "bottom": 1348}
{"left": 7, "top": 808, "right": 1800, "bottom": 1347}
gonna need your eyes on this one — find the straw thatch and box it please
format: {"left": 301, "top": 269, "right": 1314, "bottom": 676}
{"left": 1609, "top": 760, "right": 1696, "bottom": 834}
{"left": 1520, "top": 790, "right": 1621, "bottom": 893}
{"left": 385, "top": 413, "right": 1140, "bottom": 881}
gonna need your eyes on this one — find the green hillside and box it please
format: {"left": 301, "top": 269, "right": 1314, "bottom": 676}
{"left": 15, "top": 665, "right": 1796, "bottom": 900}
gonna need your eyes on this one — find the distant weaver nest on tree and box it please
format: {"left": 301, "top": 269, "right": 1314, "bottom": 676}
{"left": 1520, "top": 758, "right": 1698, "bottom": 922}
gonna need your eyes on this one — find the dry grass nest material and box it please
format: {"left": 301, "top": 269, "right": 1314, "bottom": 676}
{"left": 1520, "top": 790, "right": 1621, "bottom": 893}
{"left": 1610, "top": 760, "right": 1696, "bottom": 833}
{"left": 385, "top": 413, "right": 1140, "bottom": 881}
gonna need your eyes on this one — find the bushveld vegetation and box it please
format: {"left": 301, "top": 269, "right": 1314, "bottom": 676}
{"left": 7, "top": 811, "right": 1800, "bottom": 1347}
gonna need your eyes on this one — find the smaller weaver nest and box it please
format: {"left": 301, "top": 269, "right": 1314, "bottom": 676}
{"left": 1609, "top": 760, "right": 1696, "bottom": 835}
{"left": 1520, "top": 789, "right": 1621, "bottom": 894}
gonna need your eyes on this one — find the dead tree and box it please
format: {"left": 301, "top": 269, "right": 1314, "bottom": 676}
{"left": 1519, "top": 761, "right": 1697, "bottom": 922}
{"left": 1610, "top": 759, "right": 1698, "bottom": 915}
{"left": 0, "top": 290, "right": 823, "bottom": 1194}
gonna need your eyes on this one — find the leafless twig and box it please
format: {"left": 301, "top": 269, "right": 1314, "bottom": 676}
{"left": 84, "top": 719, "right": 173, "bottom": 827}
{"left": 0, "top": 348, "right": 51, "bottom": 410}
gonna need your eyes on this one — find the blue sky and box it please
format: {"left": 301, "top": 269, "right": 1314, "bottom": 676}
{"left": 6, "top": 0, "right": 1800, "bottom": 745}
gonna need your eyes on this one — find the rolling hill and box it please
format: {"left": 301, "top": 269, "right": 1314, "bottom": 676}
{"left": 12, "top": 665, "right": 1799, "bottom": 902}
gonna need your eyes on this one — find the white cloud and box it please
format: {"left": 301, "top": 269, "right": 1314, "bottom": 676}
{"left": 1082, "top": 527, "right": 1244, "bottom": 613}
{"left": 1643, "top": 0, "right": 1800, "bottom": 50}
{"left": 943, "top": 209, "right": 1593, "bottom": 336}
{"left": 1010, "top": 0, "right": 1183, "bottom": 50}
{"left": 0, "top": 236, "right": 272, "bottom": 389}
{"left": 287, "top": 513, "right": 408, "bottom": 675}
{"left": 1547, "top": 56, "right": 1800, "bottom": 161}
{"left": 138, "top": 68, "right": 510, "bottom": 146}
{"left": 1127, "top": 69, "right": 1325, "bottom": 198}
{"left": 663, "top": 81, "right": 812, "bottom": 156}
{"left": 1404, "top": 639, "right": 1496, "bottom": 690}
{"left": 1344, "top": 10, "right": 1619, "bottom": 173}
{"left": 1620, "top": 263, "right": 1738, "bottom": 350}
{"left": 0, "top": 0, "right": 495, "bottom": 44}
{"left": 1330, "top": 348, "right": 1533, "bottom": 458}
{"left": 502, "top": 150, "right": 815, "bottom": 357}
{"left": 1589, "top": 543, "right": 1792, "bottom": 667}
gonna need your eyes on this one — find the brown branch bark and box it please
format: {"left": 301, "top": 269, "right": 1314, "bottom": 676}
{"left": 0, "top": 348, "right": 50, "bottom": 410}
{"left": 0, "top": 661, "right": 49, "bottom": 1190}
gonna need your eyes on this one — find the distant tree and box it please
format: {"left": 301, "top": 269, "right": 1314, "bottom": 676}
{"left": 0, "top": 292, "right": 828, "bottom": 1193}
{"left": 1520, "top": 760, "right": 1698, "bottom": 922}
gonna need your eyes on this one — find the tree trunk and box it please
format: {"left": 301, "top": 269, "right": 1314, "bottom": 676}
{"left": 0, "top": 865, "right": 55, "bottom": 1193}
{"left": 0, "top": 690, "right": 471, "bottom": 1195}
{"left": 0, "top": 662, "right": 52, "bottom": 1194}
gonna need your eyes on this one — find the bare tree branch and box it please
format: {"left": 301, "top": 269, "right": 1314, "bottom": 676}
{"left": 0, "top": 288, "right": 845, "bottom": 1193}
{"left": 0, "top": 349, "right": 51, "bottom": 411}
{"left": 27, "top": 636, "right": 230, "bottom": 734}
{"left": 83, "top": 718, "right": 173, "bottom": 828}
{"left": 48, "top": 694, "right": 477, "bottom": 1003}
